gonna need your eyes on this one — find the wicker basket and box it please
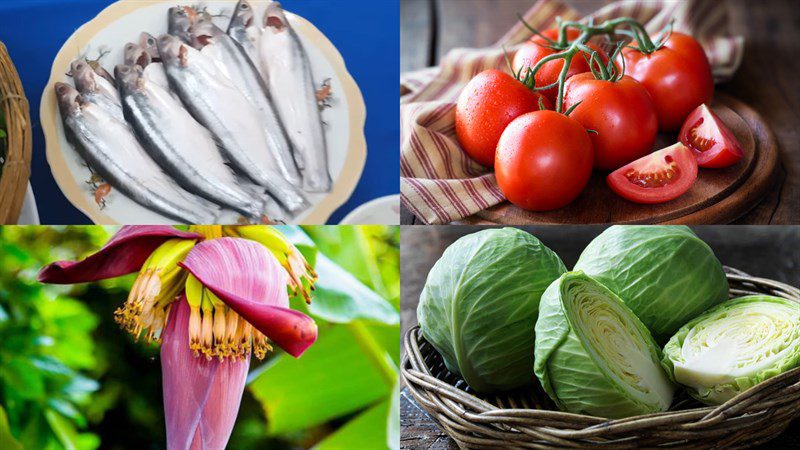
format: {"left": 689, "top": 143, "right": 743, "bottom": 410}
{"left": 0, "top": 41, "right": 32, "bottom": 224}
{"left": 402, "top": 267, "right": 800, "bottom": 449}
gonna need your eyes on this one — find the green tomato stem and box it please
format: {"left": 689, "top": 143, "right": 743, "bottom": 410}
{"left": 519, "top": 16, "right": 658, "bottom": 113}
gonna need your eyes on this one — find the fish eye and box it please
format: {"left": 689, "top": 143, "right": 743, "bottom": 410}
{"left": 147, "top": 38, "right": 155, "bottom": 45}
{"left": 241, "top": 3, "right": 248, "bottom": 9}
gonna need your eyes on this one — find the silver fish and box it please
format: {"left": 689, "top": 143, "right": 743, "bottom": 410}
{"left": 139, "top": 32, "right": 161, "bottom": 62}
{"left": 167, "top": 6, "right": 195, "bottom": 43}
{"left": 55, "top": 82, "right": 218, "bottom": 223}
{"left": 227, "top": 0, "right": 263, "bottom": 78}
{"left": 124, "top": 42, "right": 149, "bottom": 67}
{"left": 188, "top": 19, "right": 301, "bottom": 186}
{"left": 115, "top": 64, "right": 282, "bottom": 221}
{"left": 260, "top": 2, "right": 331, "bottom": 192}
{"left": 123, "top": 41, "right": 174, "bottom": 95}
{"left": 70, "top": 59, "right": 124, "bottom": 122}
{"left": 92, "top": 65, "right": 116, "bottom": 86}
{"left": 157, "top": 34, "right": 308, "bottom": 215}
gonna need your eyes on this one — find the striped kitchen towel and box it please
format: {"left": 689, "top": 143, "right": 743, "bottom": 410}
{"left": 400, "top": 0, "right": 744, "bottom": 224}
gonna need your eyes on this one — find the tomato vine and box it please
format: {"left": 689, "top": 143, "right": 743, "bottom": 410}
{"left": 516, "top": 16, "right": 672, "bottom": 114}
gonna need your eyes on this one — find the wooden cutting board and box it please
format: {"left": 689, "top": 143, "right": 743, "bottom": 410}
{"left": 461, "top": 93, "right": 778, "bottom": 225}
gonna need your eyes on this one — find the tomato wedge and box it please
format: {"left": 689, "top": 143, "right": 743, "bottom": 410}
{"left": 679, "top": 104, "right": 744, "bottom": 168}
{"left": 607, "top": 143, "right": 698, "bottom": 204}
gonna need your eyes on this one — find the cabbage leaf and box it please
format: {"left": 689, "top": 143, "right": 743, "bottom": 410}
{"left": 574, "top": 226, "right": 728, "bottom": 343}
{"left": 417, "top": 228, "right": 566, "bottom": 393}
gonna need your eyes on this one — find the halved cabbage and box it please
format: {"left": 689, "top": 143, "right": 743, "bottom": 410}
{"left": 574, "top": 225, "right": 729, "bottom": 343}
{"left": 662, "top": 295, "right": 800, "bottom": 405}
{"left": 535, "top": 272, "right": 674, "bottom": 418}
{"left": 418, "top": 228, "right": 566, "bottom": 393}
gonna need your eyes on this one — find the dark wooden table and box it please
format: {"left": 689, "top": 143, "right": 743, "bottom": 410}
{"left": 400, "top": 0, "right": 800, "bottom": 225}
{"left": 400, "top": 226, "right": 800, "bottom": 449}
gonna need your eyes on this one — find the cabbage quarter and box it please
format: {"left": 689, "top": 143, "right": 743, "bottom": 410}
{"left": 418, "top": 228, "right": 566, "bottom": 393}
{"left": 535, "top": 272, "right": 674, "bottom": 418}
{"left": 662, "top": 295, "right": 800, "bottom": 405}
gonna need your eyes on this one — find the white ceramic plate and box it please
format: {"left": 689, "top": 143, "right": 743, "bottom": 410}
{"left": 340, "top": 194, "right": 400, "bottom": 225}
{"left": 41, "top": 0, "right": 365, "bottom": 224}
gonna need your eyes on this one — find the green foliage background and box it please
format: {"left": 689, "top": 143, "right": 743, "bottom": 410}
{"left": 0, "top": 225, "right": 400, "bottom": 450}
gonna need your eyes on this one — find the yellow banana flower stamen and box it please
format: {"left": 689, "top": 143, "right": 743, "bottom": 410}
{"left": 224, "top": 309, "right": 239, "bottom": 357}
{"left": 239, "top": 321, "right": 253, "bottom": 360}
{"left": 186, "top": 274, "right": 204, "bottom": 356}
{"left": 114, "top": 238, "right": 196, "bottom": 343}
{"left": 200, "top": 292, "right": 214, "bottom": 360}
{"left": 186, "top": 273, "right": 271, "bottom": 361}
{"left": 253, "top": 330, "right": 272, "bottom": 360}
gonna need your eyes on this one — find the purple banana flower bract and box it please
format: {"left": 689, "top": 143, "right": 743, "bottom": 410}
{"left": 37, "top": 226, "right": 201, "bottom": 284}
{"left": 199, "top": 355, "right": 249, "bottom": 449}
{"left": 161, "top": 297, "right": 250, "bottom": 450}
{"left": 179, "top": 238, "right": 318, "bottom": 358}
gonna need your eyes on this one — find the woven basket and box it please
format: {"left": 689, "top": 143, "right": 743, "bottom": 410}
{"left": 0, "top": 41, "right": 32, "bottom": 224}
{"left": 402, "top": 267, "right": 800, "bottom": 449}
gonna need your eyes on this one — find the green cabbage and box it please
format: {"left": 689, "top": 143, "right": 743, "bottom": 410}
{"left": 662, "top": 295, "right": 800, "bottom": 405}
{"left": 535, "top": 272, "right": 674, "bottom": 418}
{"left": 417, "top": 228, "right": 566, "bottom": 393}
{"left": 574, "top": 226, "right": 728, "bottom": 343}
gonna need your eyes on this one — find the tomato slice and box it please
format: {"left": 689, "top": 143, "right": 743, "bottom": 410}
{"left": 607, "top": 143, "right": 698, "bottom": 204}
{"left": 679, "top": 104, "right": 743, "bottom": 168}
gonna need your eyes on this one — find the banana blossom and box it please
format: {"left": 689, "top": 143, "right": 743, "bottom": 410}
{"left": 38, "top": 225, "right": 318, "bottom": 450}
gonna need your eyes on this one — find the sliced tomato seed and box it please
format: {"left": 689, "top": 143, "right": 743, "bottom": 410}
{"left": 624, "top": 155, "right": 679, "bottom": 188}
{"left": 688, "top": 118, "right": 718, "bottom": 152}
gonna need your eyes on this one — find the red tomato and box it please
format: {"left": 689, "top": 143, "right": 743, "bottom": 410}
{"left": 455, "top": 69, "right": 550, "bottom": 167}
{"left": 607, "top": 143, "right": 698, "bottom": 204}
{"left": 617, "top": 32, "right": 714, "bottom": 131}
{"left": 679, "top": 104, "right": 743, "bottom": 168}
{"left": 513, "top": 28, "right": 607, "bottom": 102}
{"left": 564, "top": 73, "right": 658, "bottom": 171}
{"left": 495, "top": 110, "right": 593, "bottom": 211}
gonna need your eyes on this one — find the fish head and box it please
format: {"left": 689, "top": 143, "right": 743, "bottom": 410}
{"left": 157, "top": 34, "right": 192, "bottom": 69}
{"left": 168, "top": 6, "right": 196, "bottom": 42}
{"left": 55, "top": 82, "right": 83, "bottom": 115}
{"left": 188, "top": 18, "right": 225, "bottom": 49}
{"left": 230, "top": 0, "right": 255, "bottom": 30}
{"left": 139, "top": 32, "right": 162, "bottom": 62}
{"left": 70, "top": 59, "right": 98, "bottom": 94}
{"left": 114, "top": 64, "right": 145, "bottom": 95}
{"left": 124, "top": 42, "right": 151, "bottom": 68}
{"left": 263, "top": 2, "right": 289, "bottom": 33}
